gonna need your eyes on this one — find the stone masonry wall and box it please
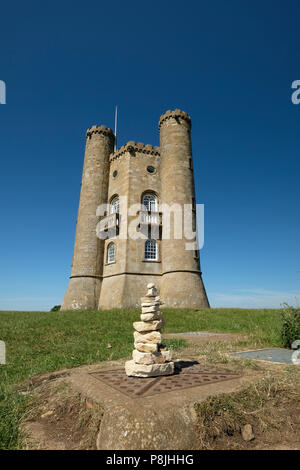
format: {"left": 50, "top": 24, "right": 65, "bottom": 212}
{"left": 61, "top": 111, "right": 209, "bottom": 310}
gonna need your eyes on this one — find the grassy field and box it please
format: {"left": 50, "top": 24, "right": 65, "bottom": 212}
{"left": 0, "top": 307, "right": 283, "bottom": 449}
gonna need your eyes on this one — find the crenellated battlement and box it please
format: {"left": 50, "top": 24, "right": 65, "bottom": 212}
{"left": 109, "top": 141, "right": 160, "bottom": 163}
{"left": 158, "top": 109, "right": 191, "bottom": 129}
{"left": 86, "top": 125, "right": 115, "bottom": 141}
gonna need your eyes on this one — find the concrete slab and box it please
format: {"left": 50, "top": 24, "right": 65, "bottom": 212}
{"left": 64, "top": 359, "right": 258, "bottom": 450}
{"left": 230, "top": 348, "right": 296, "bottom": 365}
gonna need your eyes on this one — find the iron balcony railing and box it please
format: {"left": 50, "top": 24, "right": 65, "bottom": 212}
{"left": 139, "top": 210, "right": 162, "bottom": 225}
{"left": 98, "top": 212, "right": 119, "bottom": 233}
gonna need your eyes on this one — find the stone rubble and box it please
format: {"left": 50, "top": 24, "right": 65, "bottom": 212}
{"left": 241, "top": 424, "right": 255, "bottom": 442}
{"left": 125, "top": 283, "right": 175, "bottom": 377}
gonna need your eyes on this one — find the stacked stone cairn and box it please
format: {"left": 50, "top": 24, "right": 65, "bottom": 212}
{"left": 125, "top": 283, "right": 175, "bottom": 377}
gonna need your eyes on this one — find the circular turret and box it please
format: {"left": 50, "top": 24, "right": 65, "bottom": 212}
{"left": 61, "top": 125, "right": 115, "bottom": 310}
{"left": 158, "top": 109, "right": 191, "bottom": 130}
{"left": 86, "top": 125, "right": 115, "bottom": 141}
{"left": 159, "top": 109, "right": 209, "bottom": 308}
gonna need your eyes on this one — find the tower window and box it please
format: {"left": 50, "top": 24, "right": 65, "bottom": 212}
{"left": 112, "top": 170, "right": 118, "bottom": 178}
{"left": 144, "top": 239, "right": 157, "bottom": 260}
{"left": 147, "top": 165, "right": 155, "bottom": 174}
{"left": 107, "top": 242, "right": 115, "bottom": 263}
{"left": 142, "top": 194, "right": 158, "bottom": 212}
{"left": 110, "top": 196, "right": 119, "bottom": 214}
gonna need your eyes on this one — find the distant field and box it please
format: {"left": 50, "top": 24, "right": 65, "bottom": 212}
{"left": 0, "top": 307, "right": 282, "bottom": 449}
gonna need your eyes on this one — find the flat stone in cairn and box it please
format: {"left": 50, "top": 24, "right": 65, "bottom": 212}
{"left": 132, "top": 349, "right": 166, "bottom": 365}
{"left": 125, "top": 284, "right": 174, "bottom": 377}
{"left": 160, "top": 348, "right": 172, "bottom": 362}
{"left": 133, "top": 320, "right": 165, "bottom": 332}
{"left": 141, "top": 305, "right": 160, "bottom": 313}
{"left": 125, "top": 360, "right": 174, "bottom": 378}
{"left": 134, "top": 330, "right": 162, "bottom": 344}
{"left": 140, "top": 312, "right": 162, "bottom": 321}
{"left": 134, "top": 342, "right": 158, "bottom": 353}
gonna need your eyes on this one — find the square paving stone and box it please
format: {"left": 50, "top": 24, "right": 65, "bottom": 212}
{"left": 230, "top": 348, "right": 295, "bottom": 364}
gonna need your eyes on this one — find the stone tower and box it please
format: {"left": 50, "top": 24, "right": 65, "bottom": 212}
{"left": 61, "top": 110, "right": 209, "bottom": 310}
{"left": 159, "top": 110, "right": 210, "bottom": 308}
{"left": 61, "top": 126, "right": 115, "bottom": 310}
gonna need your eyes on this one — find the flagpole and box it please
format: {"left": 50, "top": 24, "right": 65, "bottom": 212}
{"left": 114, "top": 105, "right": 118, "bottom": 151}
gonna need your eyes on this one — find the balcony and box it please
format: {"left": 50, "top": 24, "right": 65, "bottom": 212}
{"left": 139, "top": 210, "right": 162, "bottom": 226}
{"left": 97, "top": 213, "right": 119, "bottom": 238}
{"left": 139, "top": 210, "right": 162, "bottom": 240}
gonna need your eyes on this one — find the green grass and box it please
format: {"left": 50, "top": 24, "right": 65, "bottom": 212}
{"left": 163, "top": 307, "right": 283, "bottom": 347}
{"left": 0, "top": 307, "right": 283, "bottom": 449}
{"left": 194, "top": 367, "right": 300, "bottom": 449}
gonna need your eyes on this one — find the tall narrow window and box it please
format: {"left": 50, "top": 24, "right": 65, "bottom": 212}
{"left": 144, "top": 239, "right": 157, "bottom": 260}
{"left": 110, "top": 196, "right": 119, "bottom": 214}
{"left": 107, "top": 242, "right": 115, "bottom": 263}
{"left": 142, "top": 194, "right": 157, "bottom": 212}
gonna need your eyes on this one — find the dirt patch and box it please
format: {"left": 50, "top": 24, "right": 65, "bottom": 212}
{"left": 195, "top": 369, "right": 300, "bottom": 450}
{"left": 18, "top": 369, "right": 71, "bottom": 393}
{"left": 164, "top": 332, "right": 248, "bottom": 346}
{"left": 22, "top": 378, "right": 103, "bottom": 450}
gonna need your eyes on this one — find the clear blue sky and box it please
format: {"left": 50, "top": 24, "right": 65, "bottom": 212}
{"left": 0, "top": 0, "right": 299, "bottom": 310}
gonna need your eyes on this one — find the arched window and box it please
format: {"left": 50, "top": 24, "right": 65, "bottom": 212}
{"left": 142, "top": 194, "right": 158, "bottom": 212}
{"left": 107, "top": 242, "right": 115, "bottom": 263}
{"left": 110, "top": 196, "right": 119, "bottom": 214}
{"left": 144, "top": 239, "right": 157, "bottom": 260}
